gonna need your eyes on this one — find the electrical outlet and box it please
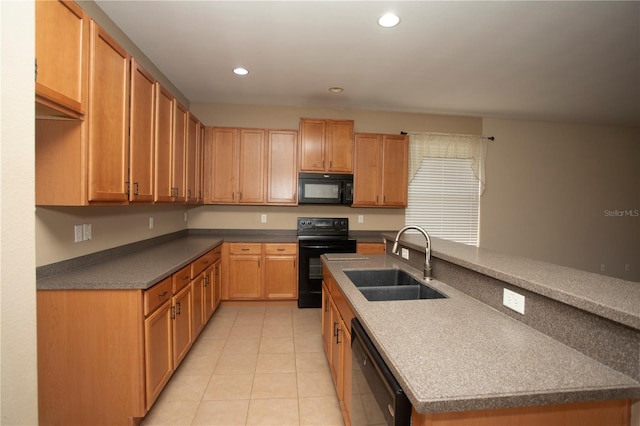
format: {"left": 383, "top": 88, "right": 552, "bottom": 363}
{"left": 184, "top": 212, "right": 188, "bottom": 222}
{"left": 74, "top": 225, "right": 83, "bottom": 243}
{"left": 261, "top": 214, "right": 267, "bottom": 223}
{"left": 503, "top": 288, "right": 525, "bottom": 315}
{"left": 149, "top": 217, "right": 154, "bottom": 229}
{"left": 358, "top": 215, "right": 364, "bottom": 224}
{"left": 600, "top": 263, "right": 605, "bottom": 272}
{"left": 625, "top": 264, "right": 630, "bottom": 272}
{"left": 401, "top": 248, "right": 410, "bottom": 260}
{"left": 83, "top": 224, "right": 92, "bottom": 241}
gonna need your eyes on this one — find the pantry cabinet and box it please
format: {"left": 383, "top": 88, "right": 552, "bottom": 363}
{"left": 353, "top": 133, "right": 408, "bottom": 207}
{"left": 267, "top": 130, "right": 298, "bottom": 205}
{"left": 299, "top": 118, "right": 354, "bottom": 173}
{"left": 35, "top": 0, "right": 89, "bottom": 118}
{"left": 129, "top": 59, "right": 156, "bottom": 202}
{"left": 205, "top": 127, "right": 266, "bottom": 204}
{"left": 87, "top": 21, "right": 131, "bottom": 203}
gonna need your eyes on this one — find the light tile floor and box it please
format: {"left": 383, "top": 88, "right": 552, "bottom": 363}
{"left": 142, "top": 305, "right": 345, "bottom": 426}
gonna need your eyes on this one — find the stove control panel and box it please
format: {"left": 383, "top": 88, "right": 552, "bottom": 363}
{"left": 297, "top": 217, "right": 349, "bottom": 236}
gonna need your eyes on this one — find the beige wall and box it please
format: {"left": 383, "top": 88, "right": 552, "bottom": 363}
{"left": 1, "top": 1, "right": 39, "bottom": 423}
{"left": 481, "top": 118, "right": 640, "bottom": 281}
{"left": 36, "top": 205, "right": 188, "bottom": 266}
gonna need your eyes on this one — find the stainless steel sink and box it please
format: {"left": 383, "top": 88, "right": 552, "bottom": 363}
{"left": 344, "top": 269, "right": 447, "bottom": 301}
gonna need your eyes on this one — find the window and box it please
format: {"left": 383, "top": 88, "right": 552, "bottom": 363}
{"left": 406, "top": 157, "right": 480, "bottom": 246}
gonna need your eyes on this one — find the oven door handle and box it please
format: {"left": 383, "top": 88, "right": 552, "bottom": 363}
{"left": 300, "top": 244, "right": 334, "bottom": 250}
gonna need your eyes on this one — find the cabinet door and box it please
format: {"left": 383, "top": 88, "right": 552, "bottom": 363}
{"left": 267, "top": 130, "right": 298, "bottom": 205}
{"left": 203, "top": 265, "right": 215, "bottom": 321}
{"left": 171, "top": 101, "right": 188, "bottom": 201}
{"left": 228, "top": 254, "right": 262, "bottom": 299}
{"left": 144, "top": 300, "right": 173, "bottom": 411}
{"left": 380, "top": 135, "right": 409, "bottom": 207}
{"left": 299, "top": 119, "right": 326, "bottom": 172}
{"left": 191, "top": 275, "right": 205, "bottom": 339}
{"left": 213, "top": 257, "right": 222, "bottom": 308}
{"left": 196, "top": 123, "right": 205, "bottom": 203}
{"left": 321, "top": 284, "right": 333, "bottom": 360}
{"left": 326, "top": 120, "right": 354, "bottom": 173}
{"left": 87, "top": 21, "right": 130, "bottom": 203}
{"left": 208, "top": 127, "right": 237, "bottom": 203}
{"left": 185, "top": 113, "right": 199, "bottom": 203}
{"left": 172, "top": 284, "right": 192, "bottom": 368}
{"left": 238, "top": 129, "right": 266, "bottom": 204}
{"left": 129, "top": 59, "right": 155, "bottom": 202}
{"left": 264, "top": 254, "right": 297, "bottom": 299}
{"left": 353, "top": 133, "right": 382, "bottom": 206}
{"left": 342, "top": 325, "right": 353, "bottom": 424}
{"left": 154, "top": 83, "right": 174, "bottom": 202}
{"left": 35, "top": 0, "right": 88, "bottom": 117}
{"left": 330, "top": 300, "right": 344, "bottom": 399}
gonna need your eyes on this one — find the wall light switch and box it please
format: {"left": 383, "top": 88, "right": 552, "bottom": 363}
{"left": 83, "top": 224, "right": 92, "bottom": 241}
{"left": 74, "top": 225, "right": 83, "bottom": 243}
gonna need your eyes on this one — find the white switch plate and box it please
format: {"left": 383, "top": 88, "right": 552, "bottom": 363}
{"left": 401, "top": 248, "right": 410, "bottom": 260}
{"left": 503, "top": 288, "right": 525, "bottom": 315}
{"left": 149, "top": 217, "right": 154, "bottom": 229}
{"left": 74, "top": 225, "right": 83, "bottom": 242}
{"left": 261, "top": 214, "right": 267, "bottom": 223}
{"left": 83, "top": 223, "right": 92, "bottom": 240}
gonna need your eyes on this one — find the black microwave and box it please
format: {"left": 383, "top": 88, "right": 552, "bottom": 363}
{"left": 298, "top": 173, "right": 353, "bottom": 205}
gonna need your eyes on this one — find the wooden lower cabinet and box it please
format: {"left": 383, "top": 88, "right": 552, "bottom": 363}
{"left": 37, "top": 247, "right": 222, "bottom": 425}
{"left": 322, "top": 269, "right": 354, "bottom": 425}
{"left": 223, "top": 242, "right": 298, "bottom": 301}
{"left": 356, "top": 242, "right": 386, "bottom": 254}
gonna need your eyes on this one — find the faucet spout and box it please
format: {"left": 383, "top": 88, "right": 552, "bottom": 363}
{"left": 392, "top": 225, "right": 432, "bottom": 281}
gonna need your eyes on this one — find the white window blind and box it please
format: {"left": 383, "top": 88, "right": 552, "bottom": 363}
{"left": 406, "top": 157, "right": 480, "bottom": 246}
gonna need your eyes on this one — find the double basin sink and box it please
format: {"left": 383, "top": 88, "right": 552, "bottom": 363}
{"left": 344, "top": 269, "right": 447, "bottom": 302}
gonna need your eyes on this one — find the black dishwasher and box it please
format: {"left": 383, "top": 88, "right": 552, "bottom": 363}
{"left": 351, "top": 318, "right": 411, "bottom": 426}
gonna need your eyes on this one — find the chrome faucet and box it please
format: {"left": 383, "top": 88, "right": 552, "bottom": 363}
{"left": 392, "top": 225, "right": 432, "bottom": 281}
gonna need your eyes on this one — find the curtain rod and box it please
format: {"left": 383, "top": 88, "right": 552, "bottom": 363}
{"left": 400, "top": 131, "right": 494, "bottom": 141}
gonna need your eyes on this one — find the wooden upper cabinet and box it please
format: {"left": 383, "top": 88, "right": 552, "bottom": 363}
{"left": 154, "top": 83, "right": 174, "bottom": 202}
{"left": 171, "top": 100, "right": 188, "bottom": 201}
{"left": 185, "top": 113, "right": 199, "bottom": 203}
{"left": 299, "top": 118, "right": 354, "bottom": 173}
{"left": 35, "top": 0, "right": 89, "bottom": 118}
{"left": 267, "top": 130, "right": 298, "bottom": 205}
{"left": 87, "top": 21, "right": 130, "bottom": 203}
{"left": 196, "top": 123, "right": 205, "bottom": 203}
{"left": 129, "top": 59, "right": 155, "bottom": 202}
{"left": 353, "top": 133, "right": 408, "bottom": 207}
{"left": 205, "top": 127, "right": 266, "bottom": 204}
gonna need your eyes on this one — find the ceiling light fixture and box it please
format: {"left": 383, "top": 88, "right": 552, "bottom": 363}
{"left": 378, "top": 13, "right": 400, "bottom": 28}
{"left": 233, "top": 67, "right": 249, "bottom": 76}
{"left": 328, "top": 87, "right": 344, "bottom": 93}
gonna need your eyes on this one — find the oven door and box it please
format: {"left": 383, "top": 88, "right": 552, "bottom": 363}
{"left": 297, "top": 238, "right": 356, "bottom": 308}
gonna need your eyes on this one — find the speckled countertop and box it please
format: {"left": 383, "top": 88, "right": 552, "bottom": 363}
{"left": 322, "top": 254, "right": 640, "bottom": 413}
{"left": 383, "top": 233, "right": 640, "bottom": 330}
{"left": 37, "top": 235, "right": 224, "bottom": 290}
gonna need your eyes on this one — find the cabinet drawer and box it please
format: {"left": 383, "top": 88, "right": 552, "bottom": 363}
{"left": 192, "top": 250, "right": 215, "bottom": 277}
{"left": 144, "top": 277, "right": 172, "bottom": 316}
{"left": 264, "top": 243, "right": 297, "bottom": 255}
{"left": 228, "top": 243, "right": 262, "bottom": 255}
{"left": 172, "top": 265, "right": 192, "bottom": 294}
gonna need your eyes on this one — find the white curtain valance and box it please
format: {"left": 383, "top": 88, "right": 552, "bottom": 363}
{"left": 408, "top": 132, "right": 488, "bottom": 195}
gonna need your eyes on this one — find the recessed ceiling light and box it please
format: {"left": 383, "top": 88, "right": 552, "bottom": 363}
{"left": 378, "top": 13, "right": 400, "bottom": 28}
{"left": 233, "top": 67, "right": 249, "bottom": 76}
{"left": 328, "top": 87, "right": 344, "bottom": 93}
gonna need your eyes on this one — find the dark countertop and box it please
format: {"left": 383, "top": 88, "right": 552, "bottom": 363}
{"left": 322, "top": 254, "right": 640, "bottom": 414}
{"left": 36, "top": 229, "right": 390, "bottom": 290}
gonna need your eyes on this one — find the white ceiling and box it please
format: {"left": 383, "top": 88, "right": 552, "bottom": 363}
{"left": 94, "top": 1, "right": 640, "bottom": 127}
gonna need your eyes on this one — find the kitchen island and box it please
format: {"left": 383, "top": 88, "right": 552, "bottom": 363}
{"left": 321, "top": 239, "right": 640, "bottom": 424}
